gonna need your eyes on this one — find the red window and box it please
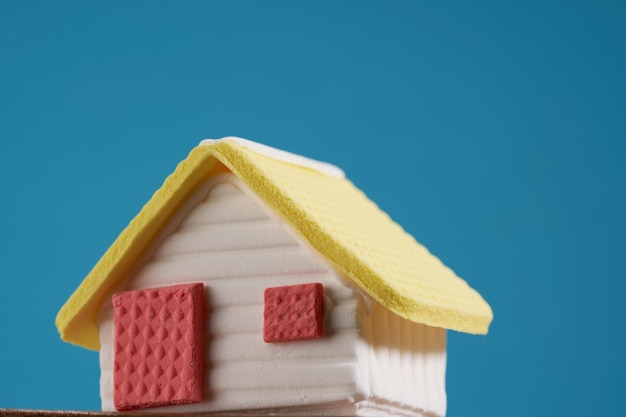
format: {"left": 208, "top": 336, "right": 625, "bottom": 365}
{"left": 112, "top": 283, "right": 205, "bottom": 411}
{"left": 263, "top": 283, "right": 324, "bottom": 343}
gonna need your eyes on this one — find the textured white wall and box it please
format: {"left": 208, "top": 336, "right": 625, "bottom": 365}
{"left": 99, "top": 174, "right": 361, "bottom": 413}
{"left": 356, "top": 302, "right": 447, "bottom": 416}
{"left": 98, "top": 173, "right": 446, "bottom": 416}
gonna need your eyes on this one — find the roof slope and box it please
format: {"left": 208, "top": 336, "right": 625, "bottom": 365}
{"left": 56, "top": 138, "right": 493, "bottom": 350}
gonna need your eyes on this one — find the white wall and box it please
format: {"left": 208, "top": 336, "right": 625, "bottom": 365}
{"left": 356, "top": 302, "right": 447, "bottom": 416}
{"left": 98, "top": 172, "right": 447, "bottom": 416}
{"left": 99, "top": 174, "right": 362, "bottom": 414}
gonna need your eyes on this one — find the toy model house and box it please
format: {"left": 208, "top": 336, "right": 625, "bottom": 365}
{"left": 56, "top": 137, "right": 492, "bottom": 417}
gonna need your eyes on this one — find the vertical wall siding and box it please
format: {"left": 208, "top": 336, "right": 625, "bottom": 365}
{"left": 100, "top": 175, "right": 362, "bottom": 413}
{"left": 357, "top": 302, "right": 447, "bottom": 417}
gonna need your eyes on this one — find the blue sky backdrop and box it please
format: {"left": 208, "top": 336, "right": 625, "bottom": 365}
{"left": 1, "top": 1, "right": 625, "bottom": 416}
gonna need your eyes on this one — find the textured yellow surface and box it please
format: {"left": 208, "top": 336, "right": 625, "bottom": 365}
{"left": 56, "top": 140, "right": 493, "bottom": 350}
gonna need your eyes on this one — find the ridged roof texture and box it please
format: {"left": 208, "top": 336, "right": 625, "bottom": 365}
{"left": 56, "top": 138, "right": 493, "bottom": 350}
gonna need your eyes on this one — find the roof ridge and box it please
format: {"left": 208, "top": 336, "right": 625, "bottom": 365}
{"left": 200, "top": 137, "right": 345, "bottom": 179}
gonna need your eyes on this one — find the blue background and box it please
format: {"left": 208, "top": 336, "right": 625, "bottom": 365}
{"left": 1, "top": 1, "right": 624, "bottom": 416}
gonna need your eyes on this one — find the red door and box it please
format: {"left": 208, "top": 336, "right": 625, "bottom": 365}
{"left": 112, "top": 283, "right": 205, "bottom": 411}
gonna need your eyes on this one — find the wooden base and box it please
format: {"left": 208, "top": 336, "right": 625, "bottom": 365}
{"left": 0, "top": 410, "right": 276, "bottom": 417}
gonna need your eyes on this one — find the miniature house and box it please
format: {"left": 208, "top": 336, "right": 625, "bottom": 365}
{"left": 56, "top": 137, "right": 492, "bottom": 417}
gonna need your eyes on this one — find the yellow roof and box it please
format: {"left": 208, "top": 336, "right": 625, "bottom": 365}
{"left": 56, "top": 138, "right": 493, "bottom": 350}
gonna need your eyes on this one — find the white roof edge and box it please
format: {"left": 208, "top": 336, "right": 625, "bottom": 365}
{"left": 199, "top": 137, "right": 346, "bottom": 179}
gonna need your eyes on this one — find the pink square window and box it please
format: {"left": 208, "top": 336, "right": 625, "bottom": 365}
{"left": 112, "top": 283, "right": 205, "bottom": 411}
{"left": 263, "top": 283, "right": 324, "bottom": 343}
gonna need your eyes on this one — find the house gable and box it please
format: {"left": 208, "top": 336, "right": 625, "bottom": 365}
{"left": 98, "top": 173, "right": 366, "bottom": 412}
